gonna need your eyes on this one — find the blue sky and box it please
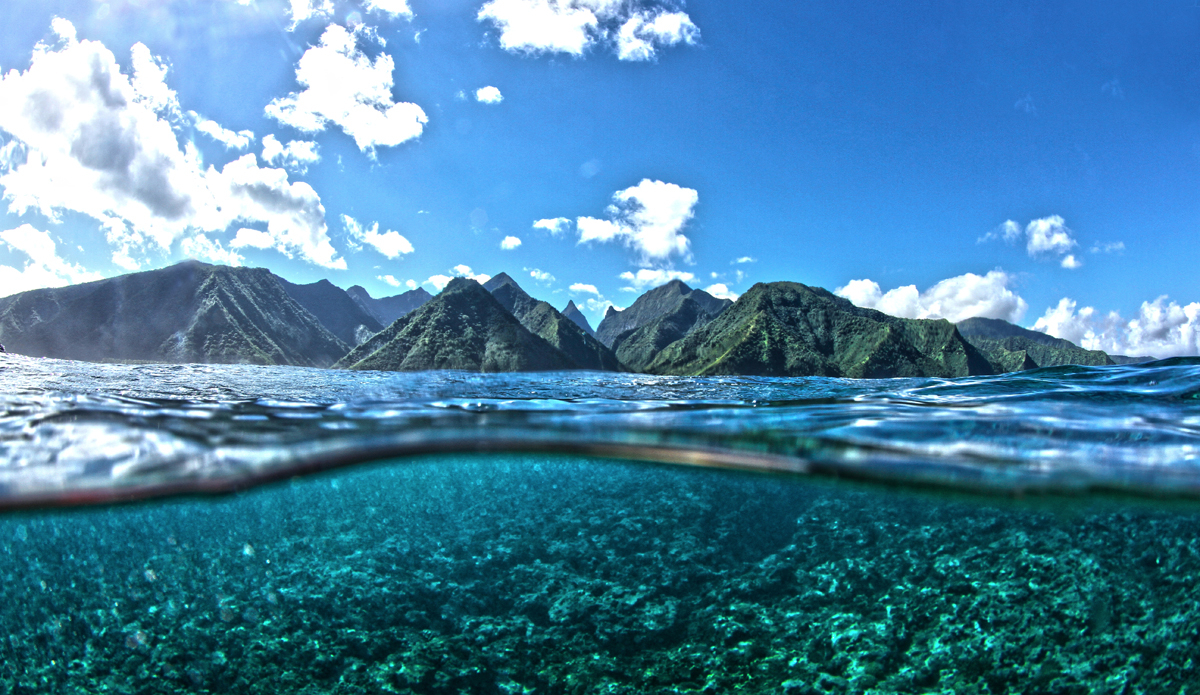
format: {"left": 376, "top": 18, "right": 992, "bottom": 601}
{"left": 0, "top": 0, "right": 1197, "bottom": 356}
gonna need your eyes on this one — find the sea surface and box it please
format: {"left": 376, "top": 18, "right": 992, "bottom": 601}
{"left": 3, "top": 354, "right": 1200, "bottom": 693}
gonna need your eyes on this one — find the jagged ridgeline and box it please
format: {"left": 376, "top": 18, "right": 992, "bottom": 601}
{"left": 482, "top": 273, "right": 621, "bottom": 371}
{"left": 0, "top": 261, "right": 350, "bottom": 367}
{"left": 644, "top": 282, "right": 996, "bottom": 377}
{"left": 335, "top": 278, "right": 584, "bottom": 372}
{"left": 598, "top": 280, "right": 734, "bottom": 372}
{"left": 0, "top": 262, "right": 1123, "bottom": 375}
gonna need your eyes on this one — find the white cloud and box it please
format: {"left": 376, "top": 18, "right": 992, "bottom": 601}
{"left": 533, "top": 217, "right": 571, "bottom": 235}
{"left": 836, "top": 270, "right": 1028, "bottom": 324}
{"left": 1025, "top": 215, "right": 1076, "bottom": 257}
{"left": 733, "top": 256, "right": 756, "bottom": 264}
{"left": 261, "top": 134, "right": 320, "bottom": 173}
{"left": 570, "top": 283, "right": 600, "bottom": 295}
{"left": 287, "top": 0, "right": 334, "bottom": 29}
{"left": 614, "top": 10, "right": 700, "bottom": 61}
{"left": 0, "top": 224, "right": 103, "bottom": 297}
{"left": 1060, "top": 254, "right": 1082, "bottom": 269}
{"left": 0, "top": 23, "right": 345, "bottom": 269}
{"left": 577, "top": 179, "right": 697, "bottom": 262}
{"left": 363, "top": 0, "right": 414, "bottom": 20}
{"left": 703, "top": 283, "right": 738, "bottom": 301}
{"left": 1034, "top": 296, "right": 1200, "bottom": 359}
{"left": 180, "top": 233, "right": 243, "bottom": 266}
{"left": 265, "top": 24, "right": 427, "bottom": 157}
{"left": 619, "top": 268, "right": 695, "bottom": 291}
{"left": 475, "top": 86, "right": 504, "bottom": 104}
{"left": 980, "top": 215, "right": 1079, "bottom": 263}
{"left": 500, "top": 235, "right": 521, "bottom": 250}
{"left": 478, "top": 0, "right": 699, "bottom": 60}
{"left": 378, "top": 274, "right": 401, "bottom": 287}
{"left": 343, "top": 214, "right": 414, "bottom": 259}
{"left": 582, "top": 297, "right": 620, "bottom": 318}
{"left": 424, "top": 265, "right": 491, "bottom": 291}
{"left": 194, "top": 118, "right": 254, "bottom": 150}
{"left": 526, "top": 267, "right": 555, "bottom": 283}
{"left": 231, "top": 227, "right": 274, "bottom": 249}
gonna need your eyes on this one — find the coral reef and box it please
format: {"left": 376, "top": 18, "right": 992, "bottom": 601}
{"left": 2, "top": 457, "right": 1199, "bottom": 693}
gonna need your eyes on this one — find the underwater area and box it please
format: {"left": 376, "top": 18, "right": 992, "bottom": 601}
{"left": 3, "top": 355, "right": 1200, "bottom": 693}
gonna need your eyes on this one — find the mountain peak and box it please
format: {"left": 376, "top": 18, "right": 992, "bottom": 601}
{"left": 482, "top": 272, "right": 519, "bottom": 292}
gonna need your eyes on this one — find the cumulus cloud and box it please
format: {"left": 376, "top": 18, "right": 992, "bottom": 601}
{"left": 180, "top": 233, "right": 244, "bottom": 266}
{"left": 733, "top": 256, "right": 756, "bottom": 264}
{"left": 475, "top": 86, "right": 504, "bottom": 104}
{"left": 0, "top": 22, "right": 345, "bottom": 269}
{"left": 0, "top": 224, "right": 103, "bottom": 297}
{"left": 1034, "top": 296, "right": 1200, "bottom": 359}
{"left": 619, "top": 268, "right": 695, "bottom": 291}
{"left": 342, "top": 214, "right": 413, "bottom": 259}
{"left": 478, "top": 0, "right": 699, "bottom": 61}
{"left": 378, "top": 274, "right": 401, "bottom": 287}
{"left": 576, "top": 179, "right": 697, "bottom": 262}
{"left": 570, "top": 283, "right": 599, "bottom": 295}
{"left": 703, "top": 283, "right": 738, "bottom": 301}
{"left": 363, "top": 0, "right": 414, "bottom": 20}
{"left": 424, "top": 264, "right": 491, "bottom": 291}
{"left": 287, "top": 0, "right": 334, "bottom": 29}
{"left": 533, "top": 217, "right": 571, "bottom": 236}
{"left": 526, "top": 267, "right": 555, "bottom": 283}
{"left": 980, "top": 215, "right": 1080, "bottom": 266}
{"left": 1025, "top": 215, "right": 1077, "bottom": 257}
{"left": 265, "top": 24, "right": 427, "bottom": 157}
{"left": 261, "top": 135, "right": 320, "bottom": 173}
{"left": 500, "top": 235, "right": 521, "bottom": 250}
{"left": 836, "top": 270, "right": 1028, "bottom": 324}
{"left": 194, "top": 117, "right": 254, "bottom": 150}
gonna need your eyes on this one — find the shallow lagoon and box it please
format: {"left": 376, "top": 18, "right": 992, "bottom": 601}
{"left": 5, "top": 455, "right": 1200, "bottom": 694}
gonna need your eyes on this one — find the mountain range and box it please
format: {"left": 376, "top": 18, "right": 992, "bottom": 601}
{"left": 0, "top": 260, "right": 1139, "bottom": 375}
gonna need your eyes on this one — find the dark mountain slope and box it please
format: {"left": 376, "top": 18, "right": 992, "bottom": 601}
{"left": 646, "top": 281, "right": 993, "bottom": 378}
{"left": 278, "top": 277, "right": 382, "bottom": 346}
{"left": 611, "top": 297, "right": 718, "bottom": 372}
{"left": 596, "top": 280, "right": 731, "bottom": 348}
{"left": 334, "top": 278, "right": 576, "bottom": 372}
{"left": 345, "top": 285, "right": 432, "bottom": 326}
{"left": 562, "top": 300, "right": 596, "bottom": 337}
{"left": 483, "top": 273, "right": 622, "bottom": 371}
{"left": 0, "top": 261, "right": 348, "bottom": 366}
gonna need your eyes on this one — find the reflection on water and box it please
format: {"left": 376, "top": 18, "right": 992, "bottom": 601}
{"left": 3, "top": 455, "right": 1200, "bottom": 693}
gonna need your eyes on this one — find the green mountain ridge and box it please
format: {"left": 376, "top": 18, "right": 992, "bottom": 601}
{"left": 595, "top": 280, "right": 732, "bottom": 348}
{"left": 483, "top": 273, "right": 622, "bottom": 371}
{"left": 334, "top": 278, "right": 578, "bottom": 372}
{"left": 645, "top": 281, "right": 993, "bottom": 377}
{"left": 955, "top": 317, "right": 1114, "bottom": 369}
{"left": 345, "top": 285, "right": 432, "bottom": 326}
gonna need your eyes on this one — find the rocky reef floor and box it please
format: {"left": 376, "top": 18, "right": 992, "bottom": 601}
{"left": 3, "top": 456, "right": 1199, "bottom": 694}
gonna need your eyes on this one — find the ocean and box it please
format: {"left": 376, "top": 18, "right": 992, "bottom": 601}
{"left": 3, "top": 354, "right": 1200, "bottom": 693}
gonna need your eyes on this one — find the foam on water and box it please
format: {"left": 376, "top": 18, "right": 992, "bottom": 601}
{"left": 2, "top": 353, "right": 1200, "bottom": 506}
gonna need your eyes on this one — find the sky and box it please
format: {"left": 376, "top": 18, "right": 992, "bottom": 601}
{"left": 0, "top": 0, "right": 1197, "bottom": 357}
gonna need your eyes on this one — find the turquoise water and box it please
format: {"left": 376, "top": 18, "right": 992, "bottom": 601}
{"left": 3, "top": 354, "right": 1200, "bottom": 692}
